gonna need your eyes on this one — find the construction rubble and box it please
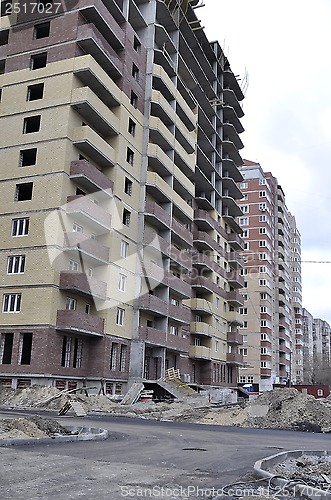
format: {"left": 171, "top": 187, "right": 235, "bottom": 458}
{"left": 0, "top": 415, "right": 72, "bottom": 440}
{"left": 1, "top": 384, "right": 331, "bottom": 436}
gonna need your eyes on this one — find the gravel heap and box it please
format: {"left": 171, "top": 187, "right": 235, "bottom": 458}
{"left": 1, "top": 386, "right": 330, "bottom": 433}
{"left": 0, "top": 416, "right": 72, "bottom": 440}
{"left": 268, "top": 454, "right": 331, "bottom": 488}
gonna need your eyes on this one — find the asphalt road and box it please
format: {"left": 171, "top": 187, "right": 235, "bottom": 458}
{"left": 0, "top": 410, "right": 330, "bottom": 499}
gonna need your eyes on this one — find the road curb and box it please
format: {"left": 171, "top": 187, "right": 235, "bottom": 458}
{"left": 254, "top": 449, "right": 331, "bottom": 499}
{"left": 0, "top": 425, "right": 108, "bottom": 446}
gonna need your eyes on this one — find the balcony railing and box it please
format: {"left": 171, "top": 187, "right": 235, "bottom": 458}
{"left": 59, "top": 271, "right": 107, "bottom": 300}
{"left": 56, "top": 309, "right": 104, "bottom": 337}
{"left": 189, "top": 345, "right": 211, "bottom": 360}
{"left": 63, "top": 232, "right": 109, "bottom": 265}
{"left": 66, "top": 195, "right": 111, "bottom": 231}
{"left": 226, "top": 352, "right": 243, "bottom": 365}
{"left": 227, "top": 331, "right": 243, "bottom": 345}
{"left": 70, "top": 160, "right": 113, "bottom": 193}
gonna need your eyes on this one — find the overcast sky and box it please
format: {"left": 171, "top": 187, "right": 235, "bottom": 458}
{"left": 199, "top": 0, "right": 331, "bottom": 324}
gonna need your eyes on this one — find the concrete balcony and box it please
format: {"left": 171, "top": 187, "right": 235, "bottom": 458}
{"left": 190, "top": 321, "right": 213, "bottom": 337}
{"left": 139, "top": 327, "right": 189, "bottom": 352}
{"left": 189, "top": 345, "right": 211, "bottom": 360}
{"left": 77, "top": 0, "right": 125, "bottom": 51}
{"left": 71, "top": 125, "right": 116, "bottom": 168}
{"left": 226, "top": 270, "right": 245, "bottom": 288}
{"left": 139, "top": 294, "right": 168, "bottom": 316}
{"left": 169, "top": 304, "right": 191, "bottom": 323}
{"left": 227, "top": 331, "right": 243, "bottom": 345}
{"left": 144, "top": 201, "right": 171, "bottom": 230}
{"left": 222, "top": 155, "right": 243, "bottom": 183}
{"left": 193, "top": 253, "right": 227, "bottom": 279}
{"left": 223, "top": 87, "right": 244, "bottom": 116}
{"left": 191, "top": 276, "right": 227, "bottom": 299}
{"left": 59, "top": 271, "right": 107, "bottom": 300}
{"left": 171, "top": 218, "right": 193, "bottom": 246}
{"left": 167, "top": 272, "right": 191, "bottom": 298}
{"left": 260, "top": 368, "right": 272, "bottom": 377}
{"left": 70, "top": 160, "right": 113, "bottom": 193}
{"left": 227, "top": 251, "right": 244, "bottom": 269}
{"left": 227, "top": 291, "right": 244, "bottom": 306}
{"left": 222, "top": 122, "right": 244, "bottom": 150}
{"left": 222, "top": 195, "right": 243, "bottom": 218}
{"left": 226, "top": 352, "right": 243, "bottom": 365}
{"left": 226, "top": 311, "right": 243, "bottom": 325}
{"left": 71, "top": 87, "right": 119, "bottom": 137}
{"left": 226, "top": 231, "right": 244, "bottom": 251}
{"left": 190, "top": 298, "right": 213, "bottom": 314}
{"left": 147, "top": 143, "right": 173, "bottom": 176}
{"left": 152, "top": 64, "right": 197, "bottom": 132}
{"left": 76, "top": 24, "right": 122, "bottom": 80}
{"left": 146, "top": 172, "right": 193, "bottom": 222}
{"left": 193, "top": 230, "right": 219, "bottom": 252}
{"left": 56, "top": 309, "right": 104, "bottom": 337}
{"left": 151, "top": 90, "right": 196, "bottom": 154}
{"left": 223, "top": 105, "right": 244, "bottom": 136}
{"left": 66, "top": 195, "right": 111, "bottom": 231}
{"left": 63, "top": 232, "right": 109, "bottom": 265}
{"left": 73, "top": 55, "right": 121, "bottom": 108}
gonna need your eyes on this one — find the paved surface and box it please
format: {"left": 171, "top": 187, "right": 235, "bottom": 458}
{"left": 0, "top": 409, "right": 330, "bottom": 499}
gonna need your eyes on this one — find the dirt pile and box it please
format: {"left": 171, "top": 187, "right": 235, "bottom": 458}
{"left": 0, "top": 416, "right": 71, "bottom": 440}
{"left": 1, "top": 386, "right": 330, "bottom": 433}
{"left": 196, "top": 388, "right": 331, "bottom": 432}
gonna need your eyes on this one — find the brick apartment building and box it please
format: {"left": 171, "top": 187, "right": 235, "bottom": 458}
{"left": 0, "top": 0, "right": 245, "bottom": 394}
{"left": 236, "top": 160, "right": 303, "bottom": 391}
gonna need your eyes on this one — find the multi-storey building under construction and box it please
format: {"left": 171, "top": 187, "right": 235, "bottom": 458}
{"left": 0, "top": 0, "right": 245, "bottom": 394}
{"left": 237, "top": 160, "right": 302, "bottom": 391}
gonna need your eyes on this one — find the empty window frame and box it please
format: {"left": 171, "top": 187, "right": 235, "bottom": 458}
{"left": 119, "top": 344, "right": 127, "bottom": 372}
{"left": 0, "top": 29, "right": 9, "bottom": 45}
{"left": 122, "top": 209, "right": 131, "bottom": 226}
{"left": 66, "top": 297, "right": 77, "bottom": 310}
{"left": 132, "top": 63, "right": 139, "bottom": 81}
{"left": 11, "top": 217, "right": 29, "bottom": 236}
{"left": 61, "top": 336, "right": 72, "bottom": 367}
{"left": 7, "top": 255, "right": 25, "bottom": 274}
{"left": 126, "top": 147, "right": 134, "bottom": 165}
{"left": 30, "top": 52, "right": 47, "bottom": 70}
{"left": 0, "top": 332, "right": 14, "bottom": 364}
{"left": 19, "top": 148, "right": 37, "bottom": 167}
{"left": 133, "top": 36, "right": 141, "bottom": 52}
{"left": 18, "top": 332, "right": 33, "bottom": 365}
{"left": 27, "top": 82, "right": 44, "bottom": 101}
{"left": 15, "top": 182, "right": 33, "bottom": 201}
{"left": 2, "top": 293, "right": 21, "bottom": 313}
{"left": 128, "top": 118, "right": 136, "bottom": 136}
{"left": 130, "top": 91, "right": 138, "bottom": 108}
{"left": 0, "top": 58, "right": 5, "bottom": 74}
{"left": 73, "top": 338, "right": 83, "bottom": 368}
{"left": 23, "top": 115, "right": 41, "bottom": 133}
{"left": 110, "top": 342, "right": 118, "bottom": 370}
{"left": 124, "top": 177, "right": 133, "bottom": 196}
{"left": 116, "top": 307, "right": 125, "bottom": 326}
{"left": 33, "top": 21, "right": 50, "bottom": 39}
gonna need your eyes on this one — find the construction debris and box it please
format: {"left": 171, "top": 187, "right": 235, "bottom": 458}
{"left": 0, "top": 416, "right": 72, "bottom": 440}
{"left": 1, "top": 386, "right": 331, "bottom": 433}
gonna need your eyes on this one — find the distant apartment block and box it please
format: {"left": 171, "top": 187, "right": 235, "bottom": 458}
{"left": 236, "top": 160, "right": 302, "bottom": 391}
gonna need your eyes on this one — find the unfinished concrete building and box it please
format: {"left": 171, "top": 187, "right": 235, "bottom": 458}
{"left": 0, "top": 0, "right": 245, "bottom": 393}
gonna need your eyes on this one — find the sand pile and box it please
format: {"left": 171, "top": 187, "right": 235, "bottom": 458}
{"left": 0, "top": 415, "right": 71, "bottom": 440}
